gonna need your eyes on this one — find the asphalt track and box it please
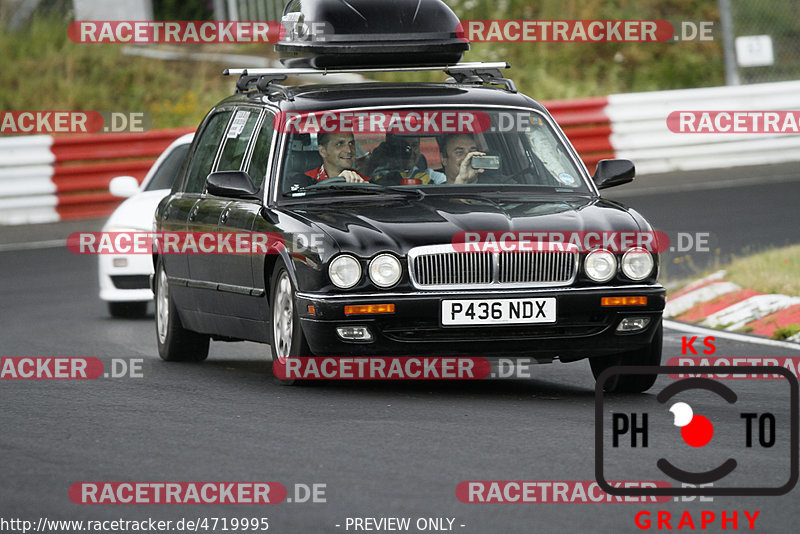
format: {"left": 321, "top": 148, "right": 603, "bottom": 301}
{"left": 1, "top": 162, "right": 799, "bottom": 533}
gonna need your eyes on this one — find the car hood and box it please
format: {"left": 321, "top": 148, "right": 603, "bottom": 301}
{"left": 289, "top": 194, "right": 644, "bottom": 255}
{"left": 103, "top": 189, "right": 171, "bottom": 231}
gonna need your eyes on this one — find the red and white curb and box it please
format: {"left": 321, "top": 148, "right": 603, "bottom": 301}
{"left": 665, "top": 270, "right": 800, "bottom": 341}
{"left": 0, "top": 129, "right": 191, "bottom": 225}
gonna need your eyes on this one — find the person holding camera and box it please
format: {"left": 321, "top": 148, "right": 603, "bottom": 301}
{"left": 436, "top": 133, "right": 486, "bottom": 184}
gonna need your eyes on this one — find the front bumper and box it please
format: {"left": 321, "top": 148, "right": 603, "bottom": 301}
{"left": 296, "top": 285, "right": 665, "bottom": 359}
{"left": 98, "top": 253, "right": 154, "bottom": 302}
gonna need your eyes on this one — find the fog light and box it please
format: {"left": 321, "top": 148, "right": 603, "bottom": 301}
{"left": 336, "top": 326, "right": 373, "bottom": 341}
{"left": 616, "top": 317, "right": 651, "bottom": 332}
{"left": 113, "top": 257, "right": 128, "bottom": 268}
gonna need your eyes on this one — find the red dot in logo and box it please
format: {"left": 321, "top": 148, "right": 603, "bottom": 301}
{"left": 681, "top": 414, "right": 714, "bottom": 447}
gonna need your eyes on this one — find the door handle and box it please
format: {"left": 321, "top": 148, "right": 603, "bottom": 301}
{"left": 220, "top": 209, "right": 230, "bottom": 225}
{"left": 188, "top": 205, "right": 199, "bottom": 221}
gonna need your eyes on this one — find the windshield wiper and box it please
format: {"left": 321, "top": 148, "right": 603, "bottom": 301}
{"left": 288, "top": 183, "right": 424, "bottom": 198}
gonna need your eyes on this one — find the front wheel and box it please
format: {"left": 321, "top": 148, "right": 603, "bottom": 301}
{"left": 590, "top": 322, "right": 662, "bottom": 393}
{"left": 269, "top": 265, "right": 311, "bottom": 384}
{"left": 154, "top": 259, "right": 209, "bottom": 362}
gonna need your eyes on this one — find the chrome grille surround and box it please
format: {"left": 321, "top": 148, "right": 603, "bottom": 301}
{"left": 407, "top": 243, "right": 579, "bottom": 290}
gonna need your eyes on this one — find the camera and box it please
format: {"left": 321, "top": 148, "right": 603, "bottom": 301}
{"left": 471, "top": 155, "right": 500, "bottom": 170}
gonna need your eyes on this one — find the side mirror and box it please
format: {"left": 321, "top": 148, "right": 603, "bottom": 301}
{"left": 592, "top": 159, "right": 635, "bottom": 190}
{"left": 206, "top": 171, "right": 260, "bottom": 199}
{"left": 109, "top": 176, "right": 140, "bottom": 198}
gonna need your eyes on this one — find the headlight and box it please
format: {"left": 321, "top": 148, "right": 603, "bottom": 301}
{"left": 584, "top": 249, "right": 617, "bottom": 282}
{"left": 329, "top": 255, "right": 361, "bottom": 289}
{"left": 621, "top": 248, "right": 654, "bottom": 280}
{"left": 368, "top": 254, "right": 402, "bottom": 288}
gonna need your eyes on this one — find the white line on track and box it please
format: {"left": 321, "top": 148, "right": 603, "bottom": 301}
{"left": 0, "top": 239, "right": 67, "bottom": 252}
{"left": 664, "top": 319, "right": 800, "bottom": 351}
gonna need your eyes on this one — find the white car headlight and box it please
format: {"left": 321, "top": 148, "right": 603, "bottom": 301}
{"left": 621, "top": 248, "right": 654, "bottom": 280}
{"left": 584, "top": 249, "right": 616, "bottom": 282}
{"left": 329, "top": 255, "right": 361, "bottom": 288}
{"left": 368, "top": 254, "right": 402, "bottom": 288}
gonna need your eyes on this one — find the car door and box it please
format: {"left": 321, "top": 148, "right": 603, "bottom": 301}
{"left": 213, "top": 108, "right": 275, "bottom": 327}
{"left": 194, "top": 107, "right": 265, "bottom": 328}
{"left": 161, "top": 109, "right": 233, "bottom": 312}
{"left": 184, "top": 107, "right": 261, "bottom": 321}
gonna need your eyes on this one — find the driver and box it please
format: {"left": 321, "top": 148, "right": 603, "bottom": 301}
{"left": 305, "top": 132, "right": 368, "bottom": 183}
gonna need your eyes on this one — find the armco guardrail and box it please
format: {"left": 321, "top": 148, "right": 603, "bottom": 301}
{"left": 606, "top": 80, "right": 800, "bottom": 175}
{"left": 542, "top": 96, "right": 613, "bottom": 176}
{"left": 0, "top": 128, "right": 192, "bottom": 225}
{"left": 546, "top": 80, "right": 800, "bottom": 177}
{"left": 3, "top": 81, "right": 799, "bottom": 225}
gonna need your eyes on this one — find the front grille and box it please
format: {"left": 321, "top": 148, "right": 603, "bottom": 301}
{"left": 408, "top": 244, "right": 577, "bottom": 289}
{"left": 499, "top": 250, "right": 576, "bottom": 284}
{"left": 111, "top": 275, "right": 150, "bottom": 290}
{"left": 410, "top": 250, "right": 493, "bottom": 286}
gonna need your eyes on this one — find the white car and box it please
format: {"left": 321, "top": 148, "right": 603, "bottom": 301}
{"left": 99, "top": 133, "right": 193, "bottom": 317}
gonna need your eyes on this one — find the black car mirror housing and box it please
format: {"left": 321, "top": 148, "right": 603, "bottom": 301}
{"left": 593, "top": 159, "right": 636, "bottom": 190}
{"left": 206, "top": 171, "right": 260, "bottom": 199}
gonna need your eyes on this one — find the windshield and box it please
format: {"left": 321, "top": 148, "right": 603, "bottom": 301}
{"left": 145, "top": 143, "right": 191, "bottom": 191}
{"left": 278, "top": 108, "right": 590, "bottom": 197}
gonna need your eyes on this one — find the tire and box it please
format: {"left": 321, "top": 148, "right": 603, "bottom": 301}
{"left": 590, "top": 321, "right": 662, "bottom": 394}
{"left": 108, "top": 301, "right": 148, "bottom": 318}
{"left": 269, "top": 264, "right": 311, "bottom": 384}
{"left": 154, "top": 259, "right": 209, "bottom": 362}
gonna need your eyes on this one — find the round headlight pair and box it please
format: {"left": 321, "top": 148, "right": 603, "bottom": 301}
{"left": 584, "top": 248, "right": 653, "bottom": 282}
{"left": 329, "top": 254, "right": 401, "bottom": 289}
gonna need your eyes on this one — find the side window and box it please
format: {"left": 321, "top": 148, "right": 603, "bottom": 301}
{"left": 184, "top": 110, "right": 233, "bottom": 194}
{"left": 217, "top": 109, "right": 261, "bottom": 172}
{"left": 246, "top": 113, "right": 275, "bottom": 189}
{"left": 145, "top": 143, "right": 190, "bottom": 192}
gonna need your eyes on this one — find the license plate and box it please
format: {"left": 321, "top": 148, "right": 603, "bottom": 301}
{"left": 441, "top": 298, "right": 556, "bottom": 326}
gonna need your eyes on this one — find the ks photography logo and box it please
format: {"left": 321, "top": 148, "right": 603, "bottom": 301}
{"left": 595, "top": 366, "right": 798, "bottom": 496}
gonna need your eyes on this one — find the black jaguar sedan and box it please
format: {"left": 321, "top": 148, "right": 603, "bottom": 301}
{"left": 152, "top": 64, "right": 665, "bottom": 392}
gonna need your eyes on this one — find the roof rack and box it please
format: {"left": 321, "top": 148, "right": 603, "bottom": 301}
{"left": 223, "top": 62, "right": 515, "bottom": 99}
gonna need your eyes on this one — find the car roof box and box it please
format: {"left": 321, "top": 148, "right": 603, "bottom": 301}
{"left": 275, "top": 0, "right": 469, "bottom": 69}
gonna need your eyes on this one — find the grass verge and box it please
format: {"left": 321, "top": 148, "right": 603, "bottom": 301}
{"left": 667, "top": 244, "right": 800, "bottom": 297}
{"left": 724, "top": 244, "right": 800, "bottom": 297}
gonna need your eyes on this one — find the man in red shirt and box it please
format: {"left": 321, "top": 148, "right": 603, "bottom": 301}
{"left": 305, "top": 132, "right": 368, "bottom": 183}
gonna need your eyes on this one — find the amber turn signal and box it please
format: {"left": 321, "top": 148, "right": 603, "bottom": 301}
{"left": 601, "top": 296, "right": 647, "bottom": 306}
{"left": 344, "top": 304, "right": 396, "bottom": 315}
